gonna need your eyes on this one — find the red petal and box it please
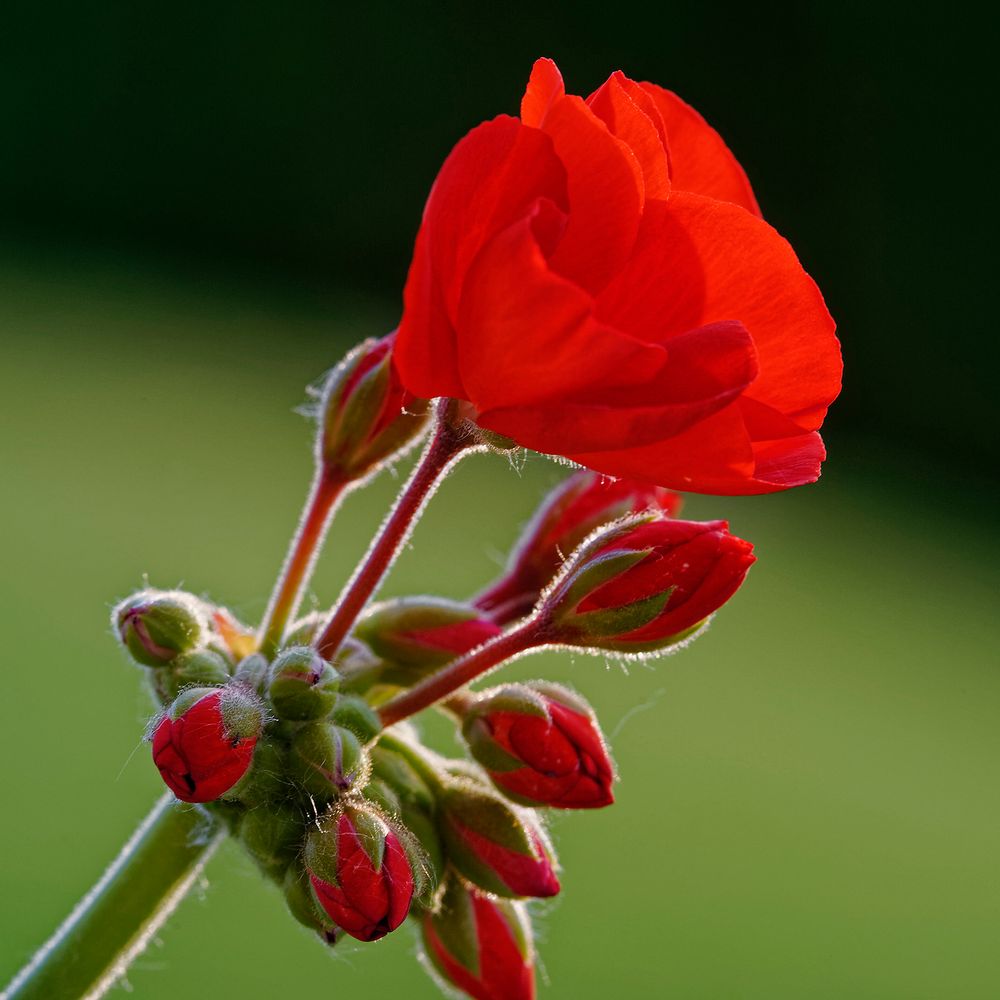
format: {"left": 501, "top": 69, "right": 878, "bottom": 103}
{"left": 382, "top": 831, "right": 415, "bottom": 933}
{"left": 598, "top": 194, "right": 841, "bottom": 433}
{"left": 396, "top": 116, "right": 567, "bottom": 400}
{"left": 587, "top": 72, "right": 671, "bottom": 200}
{"left": 535, "top": 94, "right": 644, "bottom": 293}
{"left": 639, "top": 83, "right": 761, "bottom": 215}
{"left": 520, "top": 57, "right": 565, "bottom": 127}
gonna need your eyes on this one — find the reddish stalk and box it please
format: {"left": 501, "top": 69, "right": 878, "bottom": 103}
{"left": 314, "top": 403, "right": 478, "bottom": 659}
{"left": 258, "top": 468, "right": 348, "bottom": 657}
{"left": 378, "top": 618, "right": 547, "bottom": 727}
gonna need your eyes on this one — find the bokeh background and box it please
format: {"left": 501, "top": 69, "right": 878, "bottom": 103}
{"left": 2, "top": 4, "right": 997, "bottom": 998}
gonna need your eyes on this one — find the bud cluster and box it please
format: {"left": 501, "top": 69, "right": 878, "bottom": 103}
{"left": 110, "top": 342, "right": 756, "bottom": 999}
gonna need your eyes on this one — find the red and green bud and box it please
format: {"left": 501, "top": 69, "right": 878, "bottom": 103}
{"left": 355, "top": 597, "right": 502, "bottom": 686}
{"left": 304, "top": 804, "right": 421, "bottom": 941}
{"left": 462, "top": 683, "right": 615, "bottom": 809}
{"left": 290, "top": 722, "right": 369, "bottom": 800}
{"left": 439, "top": 784, "right": 559, "bottom": 899}
{"left": 318, "top": 334, "right": 429, "bottom": 481}
{"left": 151, "top": 685, "right": 263, "bottom": 802}
{"left": 268, "top": 646, "right": 339, "bottom": 721}
{"left": 422, "top": 875, "right": 535, "bottom": 1000}
{"left": 114, "top": 589, "right": 207, "bottom": 667}
{"left": 475, "top": 471, "right": 682, "bottom": 624}
{"left": 539, "top": 516, "right": 755, "bottom": 653}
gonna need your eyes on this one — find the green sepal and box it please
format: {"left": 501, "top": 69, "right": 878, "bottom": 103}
{"left": 290, "top": 723, "right": 369, "bottom": 801}
{"left": 151, "top": 648, "right": 230, "bottom": 705}
{"left": 370, "top": 743, "right": 437, "bottom": 812}
{"left": 268, "top": 646, "right": 340, "bottom": 722}
{"left": 283, "top": 863, "right": 339, "bottom": 943}
{"left": 330, "top": 694, "right": 381, "bottom": 743}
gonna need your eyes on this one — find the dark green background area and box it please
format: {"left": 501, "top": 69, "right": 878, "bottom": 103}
{"left": 1, "top": 4, "right": 996, "bottom": 999}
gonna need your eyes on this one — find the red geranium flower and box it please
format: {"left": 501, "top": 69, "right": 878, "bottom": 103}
{"left": 395, "top": 58, "right": 841, "bottom": 495}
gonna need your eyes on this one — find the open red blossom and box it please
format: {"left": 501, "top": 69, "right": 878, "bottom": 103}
{"left": 306, "top": 809, "right": 416, "bottom": 942}
{"left": 395, "top": 58, "right": 841, "bottom": 495}
{"left": 475, "top": 470, "right": 681, "bottom": 623}
{"left": 151, "top": 689, "right": 259, "bottom": 803}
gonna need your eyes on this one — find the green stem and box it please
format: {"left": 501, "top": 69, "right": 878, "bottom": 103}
{"left": 3, "top": 794, "right": 223, "bottom": 1000}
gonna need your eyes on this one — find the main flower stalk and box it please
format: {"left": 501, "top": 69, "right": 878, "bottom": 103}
{"left": 4, "top": 795, "right": 222, "bottom": 1000}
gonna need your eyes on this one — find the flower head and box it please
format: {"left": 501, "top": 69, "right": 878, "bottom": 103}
{"left": 395, "top": 58, "right": 841, "bottom": 495}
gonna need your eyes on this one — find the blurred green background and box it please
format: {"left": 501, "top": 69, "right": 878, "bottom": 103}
{"left": 1, "top": 4, "right": 997, "bottom": 999}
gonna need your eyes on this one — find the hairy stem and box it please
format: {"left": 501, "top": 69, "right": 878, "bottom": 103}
{"left": 378, "top": 619, "right": 546, "bottom": 727}
{"left": 314, "top": 402, "right": 478, "bottom": 659}
{"left": 258, "top": 467, "right": 349, "bottom": 658}
{"left": 3, "top": 795, "right": 223, "bottom": 1000}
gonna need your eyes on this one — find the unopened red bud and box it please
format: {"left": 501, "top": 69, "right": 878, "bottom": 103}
{"left": 290, "top": 722, "right": 369, "bottom": 801}
{"left": 114, "top": 589, "right": 207, "bottom": 667}
{"left": 318, "top": 334, "right": 429, "bottom": 481}
{"left": 304, "top": 804, "right": 421, "bottom": 942}
{"left": 151, "top": 685, "right": 263, "bottom": 802}
{"left": 356, "top": 597, "right": 502, "bottom": 685}
{"left": 422, "top": 874, "right": 535, "bottom": 1000}
{"left": 463, "top": 683, "right": 614, "bottom": 809}
{"left": 439, "top": 784, "right": 559, "bottom": 899}
{"left": 540, "top": 516, "right": 755, "bottom": 653}
{"left": 477, "top": 472, "right": 681, "bottom": 624}
{"left": 268, "top": 647, "right": 339, "bottom": 721}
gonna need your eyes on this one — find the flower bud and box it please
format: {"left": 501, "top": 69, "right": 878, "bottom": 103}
{"left": 268, "top": 646, "right": 339, "bottom": 721}
{"left": 304, "top": 804, "right": 420, "bottom": 941}
{"left": 355, "top": 597, "right": 502, "bottom": 685}
{"left": 540, "top": 517, "right": 755, "bottom": 653}
{"left": 462, "top": 683, "right": 614, "bottom": 809}
{"left": 326, "top": 696, "right": 377, "bottom": 745}
{"left": 370, "top": 743, "right": 437, "bottom": 813}
{"left": 477, "top": 471, "right": 682, "bottom": 623}
{"left": 422, "top": 875, "right": 535, "bottom": 1000}
{"left": 290, "top": 722, "right": 369, "bottom": 800}
{"left": 438, "top": 784, "right": 559, "bottom": 899}
{"left": 150, "top": 648, "right": 231, "bottom": 705}
{"left": 151, "top": 685, "right": 263, "bottom": 802}
{"left": 318, "top": 334, "right": 429, "bottom": 481}
{"left": 239, "top": 803, "right": 305, "bottom": 879}
{"left": 114, "top": 589, "right": 207, "bottom": 667}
